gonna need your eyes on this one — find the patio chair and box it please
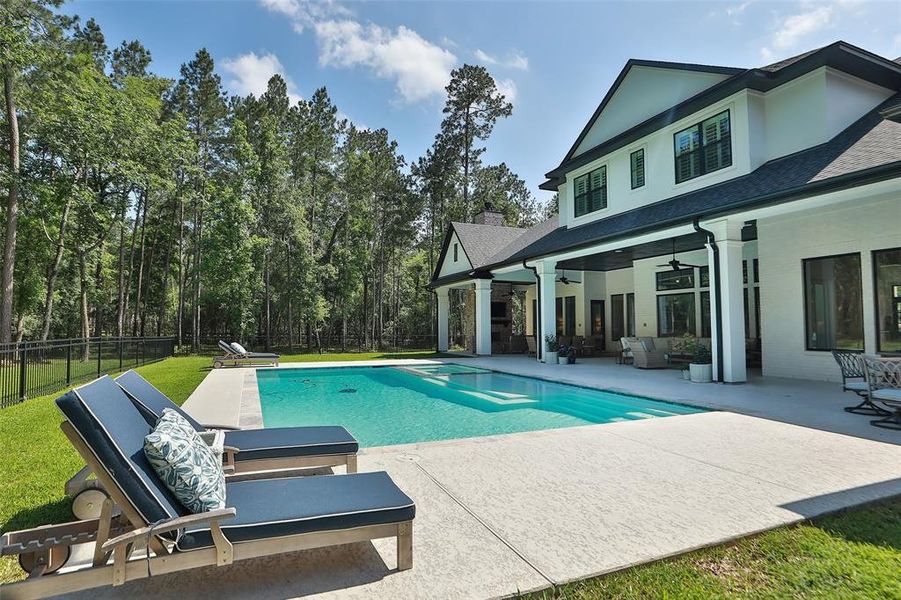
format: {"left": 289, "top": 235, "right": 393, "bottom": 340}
{"left": 0, "top": 376, "right": 414, "bottom": 599}
{"left": 65, "top": 370, "right": 359, "bottom": 519}
{"left": 862, "top": 356, "right": 901, "bottom": 430}
{"left": 212, "top": 340, "right": 280, "bottom": 369}
{"left": 832, "top": 350, "right": 888, "bottom": 415}
{"left": 618, "top": 337, "right": 634, "bottom": 365}
{"left": 526, "top": 336, "right": 537, "bottom": 357}
{"left": 628, "top": 337, "right": 668, "bottom": 369}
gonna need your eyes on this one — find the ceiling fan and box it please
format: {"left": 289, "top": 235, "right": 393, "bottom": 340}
{"left": 555, "top": 269, "right": 581, "bottom": 285}
{"left": 657, "top": 239, "right": 703, "bottom": 271}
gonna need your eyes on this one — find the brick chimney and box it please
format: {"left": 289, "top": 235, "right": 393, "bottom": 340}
{"left": 473, "top": 202, "right": 505, "bottom": 226}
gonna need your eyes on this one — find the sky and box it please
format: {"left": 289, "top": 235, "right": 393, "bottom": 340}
{"left": 65, "top": 0, "right": 901, "bottom": 203}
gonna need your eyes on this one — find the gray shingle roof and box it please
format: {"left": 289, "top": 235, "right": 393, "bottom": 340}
{"left": 451, "top": 222, "right": 527, "bottom": 269}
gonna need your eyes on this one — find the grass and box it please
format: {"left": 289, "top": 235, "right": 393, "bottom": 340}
{"left": 0, "top": 350, "right": 440, "bottom": 583}
{"left": 526, "top": 500, "right": 901, "bottom": 599}
{"left": 1, "top": 351, "right": 898, "bottom": 595}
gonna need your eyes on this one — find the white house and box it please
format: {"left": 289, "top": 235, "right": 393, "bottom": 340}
{"left": 429, "top": 41, "right": 901, "bottom": 383}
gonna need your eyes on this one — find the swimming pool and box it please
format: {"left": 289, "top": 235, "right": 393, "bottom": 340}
{"left": 256, "top": 364, "right": 703, "bottom": 447}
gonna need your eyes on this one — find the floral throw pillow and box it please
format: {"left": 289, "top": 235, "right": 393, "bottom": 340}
{"left": 144, "top": 408, "right": 226, "bottom": 514}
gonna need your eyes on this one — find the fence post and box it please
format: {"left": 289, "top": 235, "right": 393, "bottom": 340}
{"left": 119, "top": 337, "right": 124, "bottom": 371}
{"left": 96, "top": 338, "right": 102, "bottom": 377}
{"left": 66, "top": 342, "right": 72, "bottom": 385}
{"left": 18, "top": 343, "right": 27, "bottom": 402}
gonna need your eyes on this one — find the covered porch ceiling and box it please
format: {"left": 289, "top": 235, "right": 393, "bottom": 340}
{"left": 556, "top": 222, "right": 757, "bottom": 273}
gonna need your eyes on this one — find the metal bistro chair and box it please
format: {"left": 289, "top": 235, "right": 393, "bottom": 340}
{"left": 862, "top": 356, "right": 901, "bottom": 430}
{"left": 831, "top": 350, "right": 889, "bottom": 415}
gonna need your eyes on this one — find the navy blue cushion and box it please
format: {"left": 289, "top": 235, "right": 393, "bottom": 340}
{"left": 177, "top": 472, "right": 415, "bottom": 550}
{"left": 56, "top": 377, "right": 187, "bottom": 524}
{"left": 115, "top": 370, "right": 205, "bottom": 431}
{"left": 224, "top": 426, "right": 358, "bottom": 460}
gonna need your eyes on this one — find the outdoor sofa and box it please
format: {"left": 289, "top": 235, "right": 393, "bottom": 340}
{"left": 624, "top": 337, "right": 669, "bottom": 369}
{"left": 0, "top": 376, "right": 414, "bottom": 599}
{"left": 65, "top": 369, "right": 360, "bottom": 519}
{"left": 213, "top": 340, "right": 280, "bottom": 369}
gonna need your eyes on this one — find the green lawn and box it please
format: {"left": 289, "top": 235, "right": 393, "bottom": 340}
{"left": 1, "top": 352, "right": 899, "bottom": 595}
{"left": 526, "top": 499, "right": 901, "bottom": 599}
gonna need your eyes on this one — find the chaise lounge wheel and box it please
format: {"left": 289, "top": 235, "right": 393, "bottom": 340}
{"left": 72, "top": 487, "right": 109, "bottom": 520}
{"left": 19, "top": 545, "right": 71, "bottom": 576}
{"left": 213, "top": 360, "right": 223, "bottom": 369}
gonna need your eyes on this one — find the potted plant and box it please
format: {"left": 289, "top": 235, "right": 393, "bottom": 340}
{"left": 558, "top": 344, "right": 575, "bottom": 365}
{"left": 689, "top": 343, "right": 713, "bottom": 383}
{"left": 544, "top": 334, "right": 559, "bottom": 364}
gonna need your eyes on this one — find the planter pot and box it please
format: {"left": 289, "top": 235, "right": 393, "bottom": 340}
{"left": 545, "top": 351, "right": 558, "bottom": 364}
{"left": 689, "top": 363, "right": 713, "bottom": 383}
{"left": 558, "top": 356, "right": 568, "bottom": 365}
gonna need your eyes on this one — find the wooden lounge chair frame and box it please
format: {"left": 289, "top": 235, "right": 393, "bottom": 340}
{"left": 0, "top": 420, "right": 411, "bottom": 600}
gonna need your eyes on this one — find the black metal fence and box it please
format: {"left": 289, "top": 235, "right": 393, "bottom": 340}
{"left": 0, "top": 337, "right": 176, "bottom": 408}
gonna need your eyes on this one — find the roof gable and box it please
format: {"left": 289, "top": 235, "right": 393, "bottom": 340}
{"left": 567, "top": 60, "right": 742, "bottom": 161}
{"left": 432, "top": 222, "right": 527, "bottom": 282}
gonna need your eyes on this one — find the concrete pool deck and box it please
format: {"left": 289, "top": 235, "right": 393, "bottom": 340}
{"left": 103, "top": 357, "right": 901, "bottom": 600}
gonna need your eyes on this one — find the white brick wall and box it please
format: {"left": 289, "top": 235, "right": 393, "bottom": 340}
{"left": 758, "top": 192, "right": 900, "bottom": 382}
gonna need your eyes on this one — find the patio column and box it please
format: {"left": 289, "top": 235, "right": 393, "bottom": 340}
{"left": 474, "top": 278, "right": 492, "bottom": 355}
{"left": 708, "top": 219, "right": 747, "bottom": 383}
{"left": 436, "top": 287, "right": 449, "bottom": 352}
{"left": 537, "top": 259, "right": 557, "bottom": 362}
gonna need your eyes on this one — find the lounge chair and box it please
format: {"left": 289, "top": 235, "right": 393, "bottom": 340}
{"left": 628, "top": 337, "right": 668, "bottom": 369}
{"left": 213, "top": 340, "right": 279, "bottom": 369}
{"left": 863, "top": 356, "right": 901, "bottom": 430}
{"left": 526, "top": 336, "right": 537, "bottom": 357}
{"left": 618, "top": 337, "right": 634, "bottom": 364}
{"left": 832, "top": 350, "right": 888, "bottom": 415}
{"left": 65, "top": 370, "right": 360, "bottom": 519}
{"left": 0, "top": 376, "right": 414, "bottom": 599}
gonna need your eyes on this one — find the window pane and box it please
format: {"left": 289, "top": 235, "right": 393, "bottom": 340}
{"left": 555, "top": 297, "right": 563, "bottom": 336}
{"left": 590, "top": 300, "right": 604, "bottom": 336}
{"left": 626, "top": 293, "right": 636, "bottom": 336}
{"left": 701, "top": 291, "right": 711, "bottom": 337}
{"left": 674, "top": 111, "right": 730, "bottom": 183}
{"left": 611, "top": 294, "right": 624, "bottom": 340}
{"left": 874, "top": 248, "right": 901, "bottom": 352}
{"left": 574, "top": 168, "right": 606, "bottom": 217}
{"left": 699, "top": 266, "right": 710, "bottom": 288}
{"left": 656, "top": 269, "right": 694, "bottom": 291}
{"left": 658, "top": 293, "right": 696, "bottom": 337}
{"left": 803, "top": 254, "right": 863, "bottom": 350}
{"left": 564, "top": 296, "right": 576, "bottom": 336}
{"left": 630, "top": 149, "right": 645, "bottom": 189}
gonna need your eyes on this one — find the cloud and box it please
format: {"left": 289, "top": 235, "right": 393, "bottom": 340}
{"left": 759, "top": 3, "right": 836, "bottom": 61}
{"left": 474, "top": 49, "right": 529, "bottom": 70}
{"left": 495, "top": 78, "right": 517, "bottom": 105}
{"left": 262, "top": 1, "right": 458, "bottom": 103}
{"left": 221, "top": 51, "right": 302, "bottom": 104}
{"left": 314, "top": 19, "right": 457, "bottom": 103}
{"left": 260, "top": 0, "right": 350, "bottom": 32}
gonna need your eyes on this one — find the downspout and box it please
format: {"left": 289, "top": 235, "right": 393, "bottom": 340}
{"left": 693, "top": 217, "right": 723, "bottom": 383}
{"left": 523, "top": 260, "right": 542, "bottom": 361}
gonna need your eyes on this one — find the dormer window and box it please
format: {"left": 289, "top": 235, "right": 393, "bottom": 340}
{"left": 574, "top": 166, "right": 607, "bottom": 218}
{"left": 630, "top": 149, "right": 645, "bottom": 189}
{"left": 674, "top": 110, "right": 732, "bottom": 184}
{"left": 453, "top": 243, "right": 458, "bottom": 262}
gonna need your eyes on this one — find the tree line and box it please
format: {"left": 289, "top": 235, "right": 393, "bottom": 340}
{"left": 0, "top": 0, "right": 547, "bottom": 351}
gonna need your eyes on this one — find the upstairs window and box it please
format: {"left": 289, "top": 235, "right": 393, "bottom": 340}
{"left": 630, "top": 149, "right": 645, "bottom": 189}
{"left": 574, "top": 166, "right": 607, "bottom": 217}
{"left": 453, "top": 243, "right": 458, "bottom": 262}
{"left": 674, "top": 110, "right": 732, "bottom": 184}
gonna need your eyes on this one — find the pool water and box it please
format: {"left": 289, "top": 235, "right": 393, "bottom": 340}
{"left": 256, "top": 365, "right": 703, "bottom": 447}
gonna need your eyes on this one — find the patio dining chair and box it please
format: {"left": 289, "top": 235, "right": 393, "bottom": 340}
{"left": 0, "top": 376, "right": 414, "bottom": 600}
{"left": 831, "top": 350, "right": 888, "bottom": 415}
{"left": 526, "top": 336, "right": 537, "bottom": 357}
{"left": 862, "top": 356, "right": 901, "bottom": 430}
